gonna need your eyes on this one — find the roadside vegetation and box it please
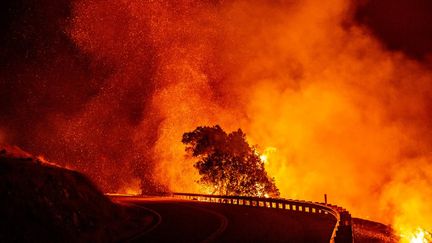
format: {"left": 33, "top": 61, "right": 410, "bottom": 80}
{"left": 182, "top": 125, "right": 279, "bottom": 197}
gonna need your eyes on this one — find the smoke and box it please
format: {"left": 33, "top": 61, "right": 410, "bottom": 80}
{"left": 1, "top": 0, "right": 431, "bottom": 231}
{"left": 0, "top": 128, "right": 5, "bottom": 144}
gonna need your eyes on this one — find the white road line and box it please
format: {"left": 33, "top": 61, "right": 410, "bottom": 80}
{"left": 177, "top": 202, "right": 228, "bottom": 243}
{"left": 119, "top": 202, "right": 163, "bottom": 242}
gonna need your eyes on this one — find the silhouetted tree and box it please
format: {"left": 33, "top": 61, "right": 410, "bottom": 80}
{"left": 182, "top": 125, "right": 279, "bottom": 197}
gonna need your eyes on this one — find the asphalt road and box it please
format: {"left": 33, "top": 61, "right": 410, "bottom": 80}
{"left": 115, "top": 197, "right": 336, "bottom": 243}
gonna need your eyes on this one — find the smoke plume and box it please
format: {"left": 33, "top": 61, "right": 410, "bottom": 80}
{"left": 1, "top": 0, "right": 431, "bottom": 232}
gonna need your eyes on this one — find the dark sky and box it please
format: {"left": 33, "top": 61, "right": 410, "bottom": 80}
{"left": 356, "top": 0, "right": 432, "bottom": 59}
{"left": 0, "top": 0, "right": 107, "bottom": 144}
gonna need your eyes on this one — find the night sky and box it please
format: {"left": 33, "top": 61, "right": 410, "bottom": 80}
{"left": 356, "top": 0, "right": 432, "bottom": 59}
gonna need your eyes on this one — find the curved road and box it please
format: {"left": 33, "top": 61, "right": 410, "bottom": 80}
{"left": 115, "top": 197, "right": 336, "bottom": 243}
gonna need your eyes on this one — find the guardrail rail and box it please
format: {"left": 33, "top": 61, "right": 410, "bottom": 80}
{"left": 172, "top": 192, "right": 353, "bottom": 243}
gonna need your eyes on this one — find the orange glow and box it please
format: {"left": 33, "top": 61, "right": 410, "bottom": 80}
{"left": 1, "top": 145, "right": 32, "bottom": 159}
{"left": 399, "top": 227, "right": 432, "bottom": 243}
{"left": 36, "top": 155, "right": 64, "bottom": 168}
{"left": 259, "top": 147, "right": 277, "bottom": 164}
{"left": 117, "top": 178, "right": 142, "bottom": 196}
{"left": 54, "top": 0, "right": 432, "bottom": 233}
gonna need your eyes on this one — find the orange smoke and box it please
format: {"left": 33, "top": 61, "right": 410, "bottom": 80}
{"left": 66, "top": 0, "right": 432, "bottom": 233}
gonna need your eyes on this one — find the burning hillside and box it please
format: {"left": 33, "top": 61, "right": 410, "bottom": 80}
{"left": 1, "top": 0, "right": 432, "bottom": 239}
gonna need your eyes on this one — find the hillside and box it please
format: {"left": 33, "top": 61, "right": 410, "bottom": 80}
{"left": 0, "top": 146, "right": 153, "bottom": 242}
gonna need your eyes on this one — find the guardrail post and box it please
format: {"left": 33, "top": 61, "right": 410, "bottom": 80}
{"left": 334, "top": 211, "right": 353, "bottom": 243}
{"left": 172, "top": 192, "right": 353, "bottom": 243}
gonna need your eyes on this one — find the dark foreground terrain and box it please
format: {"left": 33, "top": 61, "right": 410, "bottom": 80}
{"left": 115, "top": 196, "right": 336, "bottom": 243}
{"left": 0, "top": 145, "right": 398, "bottom": 243}
{"left": 114, "top": 196, "right": 399, "bottom": 243}
{"left": 352, "top": 218, "right": 398, "bottom": 243}
{"left": 0, "top": 146, "right": 153, "bottom": 242}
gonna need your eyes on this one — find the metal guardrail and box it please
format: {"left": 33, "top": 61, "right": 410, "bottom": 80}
{"left": 172, "top": 192, "right": 353, "bottom": 243}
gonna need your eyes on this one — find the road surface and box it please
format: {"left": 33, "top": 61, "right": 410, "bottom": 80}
{"left": 114, "top": 197, "right": 336, "bottom": 243}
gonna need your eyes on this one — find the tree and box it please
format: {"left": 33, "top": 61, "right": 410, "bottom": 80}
{"left": 182, "top": 125, "right": 280, "bottom": 197}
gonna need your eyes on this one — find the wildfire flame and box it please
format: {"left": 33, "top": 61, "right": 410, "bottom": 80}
{"left": 3, "top": 0, "right": 432, "bottom": 237}
{"left": 259, "top": 147, "right": 277, "bottom": 164}
{"left": 64, "top": 0, "right": 432, "bottom": 234}
{"left": 399, "top": 227, "right": 432, "bottom": 243}
{"left": 117, "top": 178, "right": 142, "bottom": 196}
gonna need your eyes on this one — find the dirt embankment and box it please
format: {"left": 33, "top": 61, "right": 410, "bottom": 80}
{"left": 0, "top": 146, "right": 154, "bottom": 242}
{"left": 352, "top": 218, "right": 399, "bottom": 243}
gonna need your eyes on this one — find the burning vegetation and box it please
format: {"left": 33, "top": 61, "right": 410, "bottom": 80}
{"left": 182, "top": 125, "right": 279, "bottom": 197}
{"left": 1, "top": 0, "right": 432, "bottom": 239}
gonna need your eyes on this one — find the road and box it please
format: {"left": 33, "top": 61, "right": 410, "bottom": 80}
{"left": 114, "top": 197, "right": 336, "bottom": 243}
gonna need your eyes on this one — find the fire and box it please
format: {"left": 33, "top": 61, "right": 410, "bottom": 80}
{"left": 67, "top": 0, "right": 432, "bottom": 231}
{"left": 399, "top": 227, "right": 432, "bottom": 243}
{"left": 117, "top": 178, "right": 142, "bottom": 196}
{"left": 36, "top": 155, "right": 63, "bottom": 168}
{"left": 3, "top": 0, "right": 431, "bottom": 236}
{"left": 259, "top": 154, "right": 268, "bottom": 163}
{"left": 259, "top": 147, "right": 277, "bottom": 164}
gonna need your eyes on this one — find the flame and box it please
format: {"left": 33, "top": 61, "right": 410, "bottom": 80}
{"left": 66, "top": 0, "right": 432, "bottom": 231}
{"left": 3, "top": 0, "right": 431, "bottom": 235}
{"left": 117, "top": 178, "right": 142, "bottom": 196}
{"left": 259, "top": 154, "right": 267, "bottom": 163}
{"left": 259, "top": 147, "right": 277, "bottom": 164}
{"left": 125, "top": 187, "right": 141, "bottom": 195}
{"left": 36, "top": 155, "right": 63, "bottom": 168}
{"left": 399, "top": 227, "right": 432, "bottom": 243}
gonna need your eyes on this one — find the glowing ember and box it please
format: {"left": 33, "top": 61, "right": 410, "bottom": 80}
{"left": 2, "top": 0, "right": 432, "bottom": 235}
{"left": 36, "top": 155, "right": 63, "bottom": 168}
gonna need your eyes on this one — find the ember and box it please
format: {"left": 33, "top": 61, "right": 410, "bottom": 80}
{"left": 1, "top": 0, "right": 431, "bottom": 237}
